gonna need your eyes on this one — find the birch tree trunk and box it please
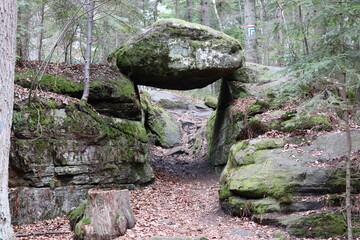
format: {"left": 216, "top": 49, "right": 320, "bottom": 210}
{"left": 201, "top": 0, "right": 210, "bottom": 27}
{"left": 0, "top": 0, "right": 17, "bottom": 239}
{"left": 212, "top": 0, "right": 223, "bottom": 31}
{"left": 186, "top": 0, "right": 193, "bottom": 22}
{"left": 81, "top": 0, "right": 95, "bottom": 101}
{"left": 244, "top": 0, "right": 258, "bottom": 63}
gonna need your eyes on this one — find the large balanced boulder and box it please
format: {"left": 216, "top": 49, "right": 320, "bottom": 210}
{"left": 9, "top": 96, "right": 154, "bottom": 224}
{"left": 115, "top": 18, "right": 244, "bottom": 90}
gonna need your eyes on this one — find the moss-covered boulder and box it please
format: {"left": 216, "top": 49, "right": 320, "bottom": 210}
{"left": 9, "top": 97, "right": 154, "bottom": 224}
{"left": 15, "top": 72, "right": 142, "bottom": 120}
{"left": 204, "top": 96, "right": 217, "bottom": 110}
{"left": 157, "top": 98, "right": 189, "bottom": 110}
{"left": 142, "top": 98, "right": 182, "bottom": 148}
{"left": 115, "top": 18, "right": 244, "bottom": 90}
{"left": 279, "top": 116, "right": 332, "bottom": 132}
{"left": 221, "top": 196, "right": 280, "bottom": 217}
{"left": 220, "top": 131, "right": 360, "bottom": 222}
{"left": 286, "top": 213, "right": 347, "bottom": 238}
{"left": 247, "top": 101, "right": 270, "bottom": 116}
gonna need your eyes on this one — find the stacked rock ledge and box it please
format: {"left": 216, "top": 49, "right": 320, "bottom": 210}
{"left": 10, "top": 97, "right": 154, "bottom": 225}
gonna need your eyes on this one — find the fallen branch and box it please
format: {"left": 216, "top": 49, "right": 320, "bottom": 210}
{"left": 15, "top": 231, "right": 71, "bottom": 237}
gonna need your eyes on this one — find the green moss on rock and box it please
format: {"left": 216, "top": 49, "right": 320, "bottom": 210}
{"left": 69, "top": 200, "right": 88, "bottom": 229}
{"left": 74, "top": 217, "right": 91, "bottom": 240}
{"left": 204, "top": 96, "right": 217, "bottom": 110}
{"left": 287, "top": 213, "right": 347, "bottom": 238}
{"left": 247, "top": 101, "right": 270, "bottom": 116}
{"left": 224, "top": 196, "right": 280, "bottom": 217}
{"left": 281, "top": 116, "right": 332, "bottom": 132}
{"left": 142, "top": 97, "right": 182, "bottom": 148}
{"left": 328, "top": 169, "right": 360, "bottom": 193}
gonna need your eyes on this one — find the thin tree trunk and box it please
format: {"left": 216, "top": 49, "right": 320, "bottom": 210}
{"left": 175, "top": 0, "right": 180, "bottom": 18}
{"left": 142, "top": 0, "right": 147, "bottom": 26}
{"left": 341, "top": 73, "right": 353, "bottom": 240}
{"left": 186, "top": 0, "right": 193, "bottom": 22}
{"left": 275, "top": 6, "right": 283, "bottom": 66}
{"left": 338, "top": 2, "right": 353, "bottom": 236}
{"left": 38, "top": 2, "right": 45, "bottom": 61}
{"left": 259, "top": 0, "right": 269, "bottom": 65}
{"left": 153, "top": 0, "right": 159, "bottom": 22}
{"left": 0, "top": 0, "right": 17, "bottom": 239}
{"left": 201, "top": 0, "right": 210, "bottom": 26}
{"left": 276, "top": 1, "right": 294, "bottom": 62}
{"left": 298, "top": 1, "right": 309, "bottom": 55}
{"left": 244, "top": 0, "right": 258, "bottom": 63}
{"left": 212, "top": 0, "right": 223, "bottom": 31}
{"left": 82, "top": 0, "right": 95, "bottom": 101}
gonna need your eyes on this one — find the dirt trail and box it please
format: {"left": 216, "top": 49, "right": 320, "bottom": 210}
{"left": 115, "top": 90, "right": 288, "bottom": 240}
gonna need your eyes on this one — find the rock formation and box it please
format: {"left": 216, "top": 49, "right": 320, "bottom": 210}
{"left": 115, "top": 18, "right": 244, "bottom": 90}
{"left": 9, "top": 95, "right": 154, "bottom": 224}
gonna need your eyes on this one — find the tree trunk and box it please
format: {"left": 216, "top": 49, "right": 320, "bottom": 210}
{"left": 341, "top": 73, "right": 353, "bottom": 240}
{"left": 153, "top": 0, "right": 159, "bottom": 22}
{"left": 38, "top": 2, "right": 45, "bottom": 61}
{"left": 259, "top": 0, "right": 270, "bottom": 65}
{"left": 212, "top": 0, "right": 223, "bottom": 31}
{"left": 200, "top": 0, "right": 210, "bottom": 26}
{"left": 298, "top": 1, "right": 309, "bottom": 55}
{"left": 186, "top": 0, "right": 193, "bottom": 22}
{"left": 175, "top": 0, "right": 180, "bottom": 18}
{"left": 0, "top": 0, "right": 17, "bottom": 239}
{"left": 275, "top": 5, "right": 283, "bottom": 66}
{"left": 81, "top": 0, "right": 95, "bottom": 101}
{"left": 16, "top": 2, "right": 31, "bottom": 61}
{"left": 244, "top": 0, "right": 258, "bottom": 63}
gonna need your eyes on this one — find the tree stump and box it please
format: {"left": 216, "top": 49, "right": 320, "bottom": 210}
{"left": 71, "top": 189, "right": 136, "bottom": 240}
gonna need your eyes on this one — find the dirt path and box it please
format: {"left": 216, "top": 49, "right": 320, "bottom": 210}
{"left": 115, "top": 90, "right": 289, "bottom": 240}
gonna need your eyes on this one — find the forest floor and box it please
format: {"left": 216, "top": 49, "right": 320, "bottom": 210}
{"left": 13, "top": 88, "right": 337, "bottom": 240}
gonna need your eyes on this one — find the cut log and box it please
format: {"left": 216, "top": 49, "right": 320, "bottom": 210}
{"left": 71, "top": 189, "right": 136, "bottom": 240}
